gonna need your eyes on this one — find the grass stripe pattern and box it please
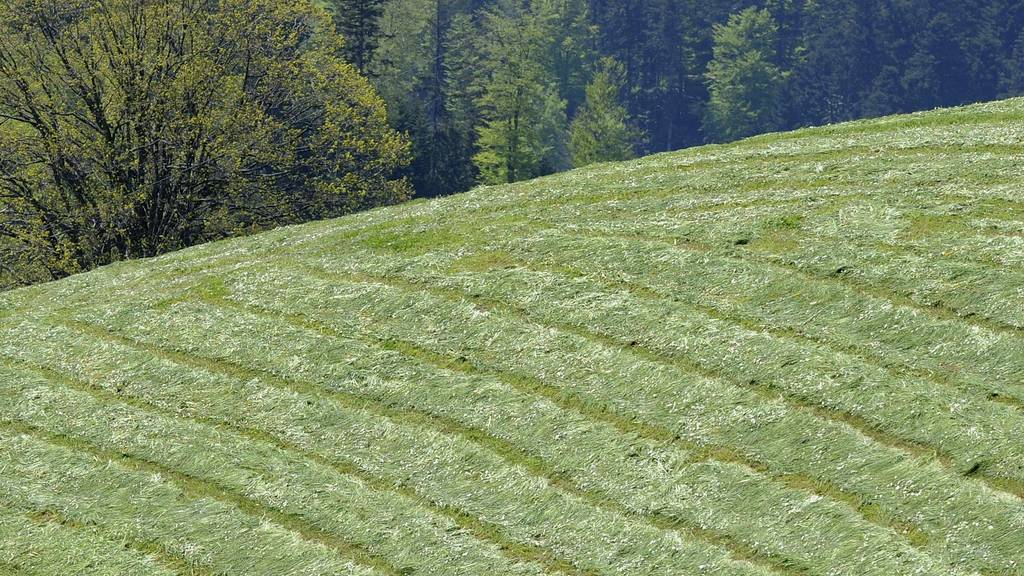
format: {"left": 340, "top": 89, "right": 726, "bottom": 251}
{"left": 2, "top": 98, "right": 1024, "bottom": 575}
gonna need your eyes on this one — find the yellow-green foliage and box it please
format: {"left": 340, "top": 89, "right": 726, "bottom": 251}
{"left": 0, "top": 0, "right": 410, "bottom": 290}
{"left": 2, "top": 98, "right": 1024, "bottom": 576}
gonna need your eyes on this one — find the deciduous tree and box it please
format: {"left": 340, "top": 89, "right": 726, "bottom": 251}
{"left": 0, "top": 0, "right": 410, "bottom": 286}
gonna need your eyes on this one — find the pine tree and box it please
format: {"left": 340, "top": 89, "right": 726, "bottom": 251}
{"left": 369, "top": 0, "right": 483, "bottom": 197}
{"left": 331, "top": 0, "right": 388, "bottom": 74}
{"left": 702, "top": 7, "right": 787, "bottom": 142}
{"left": 902, "top": 10, "right": 971, "bottom": 110}
{"left": 791, "top": 0, "right": 889, "bottom": 124}
{"left": 997, "top": 1, "right": 1024, "bottom": 97}
{"left": 569, "top": 58, "right": 640, "bottom": 167}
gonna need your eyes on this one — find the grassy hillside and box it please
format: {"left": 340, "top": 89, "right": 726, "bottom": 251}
{"left": 2, "top": 98, "right": 1024, "bottom": 576}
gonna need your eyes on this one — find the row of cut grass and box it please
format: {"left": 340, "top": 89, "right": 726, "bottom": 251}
{"left": 569, "top": 191, "right": 1024, "bottom": 329}
{"left": 354, "top": 234, "right": 1024, "bottom": 499}
{"left": 236, "top": 250, "right": 1024, "bottom": 575}
{"left": 293, "top": 235, "right": 1024, "bottom": 492}
{"left": 1, "top": 314, "right": 771, "bottom": 576}
{"left": 0, "top": 507, "right": 176, "bottom": 576}
{"left": 529, "top": 227, "right": 1024, "bottom": 413}
{"left": 75, "top": 283, "right": 953, "bottom": 575}
{"left": 0, "top": 321, "right": 572, "bottom": 576}
{"left": 0, "top": 351, "right": 553, "bottom": 576}
{"left": 0, "top": 420, "right": 381, "bottom": 576}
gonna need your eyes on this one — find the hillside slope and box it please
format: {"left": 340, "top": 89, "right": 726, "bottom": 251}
{"left": 2, "top": 99, "right": 1024, "bottom": 576}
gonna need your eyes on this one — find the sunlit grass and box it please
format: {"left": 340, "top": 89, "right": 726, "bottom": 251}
{"left": 2, "top": 97, "right": 1023, "bottom": 576}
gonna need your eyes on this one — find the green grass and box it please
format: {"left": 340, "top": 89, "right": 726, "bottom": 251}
{"left": 2, "top": 98, "right": 1024, "bottom": 576}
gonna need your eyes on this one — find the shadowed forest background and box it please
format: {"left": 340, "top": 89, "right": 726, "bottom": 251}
{"left": 1, "top": 0, "right": 1023, "bottom": 289}
{"left": 345, "top": 0, "right": 1024, "bottom": 195}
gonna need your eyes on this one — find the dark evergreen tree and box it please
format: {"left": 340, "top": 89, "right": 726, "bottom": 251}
{"left": 703, "top": 8, "right": 787, "bottom": 141}
{"left": 331, "top": 0, "right": 389, "bottom": 74}
{"left": 442, "top": 12, "right": 486, "bottom": 191}
{"left": 793, "top": 0, "right": 889, "bottom": 124}
{"left": 545, "top": 0, "right": 598, "bottom": 118}
{"left": 1000, "top": 29, "right": 1024, "bottom": 96}
{"left": 902, "top": 9, "right": 971, "bottom": 109}
{"left": 371, "top": 0, "right": 482, "bottom": 197}
{"left": 589, "top": 0, "right": 695, "bottom": 152}
{"left": 998, "top": 1, "right": 1024, "bottom": 96}
{"left": 474, "top": 1, "right": 568, "bottom": 184}
{"left": 570, "top": 58, "right": 640, "bottom": 166}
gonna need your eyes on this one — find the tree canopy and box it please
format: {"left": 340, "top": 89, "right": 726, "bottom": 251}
{"left": 363, "top": 0, "right": 1024, "bottom": 196}
{"left": 0, "top": 0, "right": 410, "bottom": 287}
{"left": 702, "top": 8, "right": 787, "bottom": 141}
{"left": 329, "top": 0, "right": 389, "bottom": 75}
{"left": 472, "top": 1, "right": 568, "bottom": 184}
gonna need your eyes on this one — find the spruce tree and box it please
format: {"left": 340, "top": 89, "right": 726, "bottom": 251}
{"left": 442, "top": 12, "right": 485, "bottom": 192}
{"left": 569, "top": 58, "right": 640, "bottom": 167}
{"left": 999, "top": 30, "right": 1024, "bottom": 96}
{"left": 331, "top": 0, "right": 388, "bottom": 74}
{"left": 549, "top": 0, "right": 597, "bottom": 118}
{"left": 473, "top": 1, "right": 568, "bottom": 184}
{"left": 702, "top": 7, "right": 787, "bottom": 142}
{"left": 792, "top": 0, "right": 893, "bottom": 124}
{"left": 590, "top": 0, "right": 692, "bottom": 152}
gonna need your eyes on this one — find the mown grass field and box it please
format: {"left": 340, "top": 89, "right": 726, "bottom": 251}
{"left": 2, "top": 98, "right": 1024, "bottom": 576}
